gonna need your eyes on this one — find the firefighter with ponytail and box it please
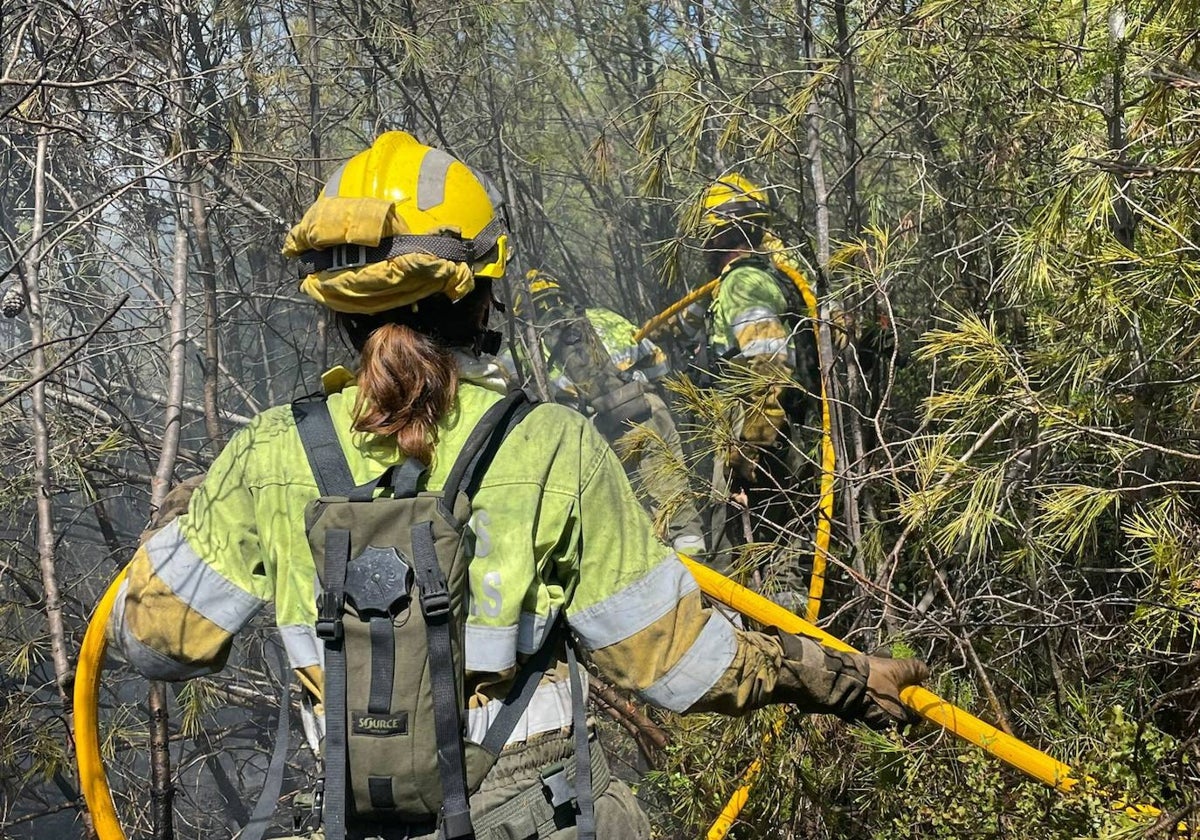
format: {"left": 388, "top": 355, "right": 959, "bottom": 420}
{"left": 108, "top": 132, "right": 927, "bottom": 839}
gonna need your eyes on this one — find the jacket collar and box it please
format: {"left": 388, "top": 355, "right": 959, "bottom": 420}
{"left": 320, "top": 351, "right": 511, "bottom": 398}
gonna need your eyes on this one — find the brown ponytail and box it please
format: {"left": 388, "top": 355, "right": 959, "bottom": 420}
{"left": 338, "top": 280, "right": 492, "bottom": 466}
{"left": 353, "top": 322, "right": 459, "bottom": 465}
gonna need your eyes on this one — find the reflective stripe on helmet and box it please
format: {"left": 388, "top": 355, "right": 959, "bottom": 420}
{"left": 323, "top": 162, "right": 348, "bottom": 198}
{"left": 416, "top": 148, "right": 456, "bottom": 211}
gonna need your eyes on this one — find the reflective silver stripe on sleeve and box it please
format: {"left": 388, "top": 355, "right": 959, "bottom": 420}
{"left": 642, "top": 359, "right": 671, "bottom": 381}
{"left": 639, "top": 612, "right": 738, "bottom": 712}
{"left": 323, "top": 162, "right": 347, "bottom": 197}
{"left": 568, "top": 555, "right": 698, "bottom": 651}
{"left": 113, "top": 579, "right": 220, "bottom": 681}
{"left": 417, "top": 149, "right": 456, "bottom": 210}
{"left": 464, "top": 622, "right": 519, "bottom": 672}
{"left": 739, "top": 336, "right": 794, "bottom": 362}
{"left": 279, "top": 624, "right": 321, "bottom": 669}
{"left": 464, "top": 609, "right": 557, "bottom": 671}
{"left": 122, "top": 629, "right": 218, "bottom": 681}
{"left": 465, "top": 671, "right": 586, "bottom": 747}
{"left": 145, "top": 520, "right": 266, "bottom": 634}
{"left": 107, "top": 577, "right": 130, "bottom": 653}
{"left": 729, "top": 305, "right": 777, "bottom": 330}
{"left": 517, "top": 607, "right": 559, "bottom": 655}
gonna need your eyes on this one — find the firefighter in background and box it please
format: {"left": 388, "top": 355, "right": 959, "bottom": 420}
{"left": 511, "top": 272, "right": 706, "bottom": 556}
{"left": 692, "top": 175, "right": 827, "bottom": 596}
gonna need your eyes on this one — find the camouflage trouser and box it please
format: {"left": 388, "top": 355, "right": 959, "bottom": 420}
{"left": 278, "top": 733, "right": 649, "bottom": 840}
{"left": 619, "top": 391, "right": 707, "bottom": 555}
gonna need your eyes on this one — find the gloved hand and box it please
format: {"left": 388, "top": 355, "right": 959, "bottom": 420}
{"left": 729, "top": 375, "right": 789, "bottom": 481}
{"left": 772, "top": 632, "right": 929, "bottom": 730}
{"left": 139, "top": 474, "right": 205, "bottom": 542}
{"left": 740, "top": 385, "right": 787, "bottom": 446}
{"left": 727, "top": 442, "right": 761, "bottom": 482}
{"left": 857, "top": 652, "right": 929, "bottom": 729}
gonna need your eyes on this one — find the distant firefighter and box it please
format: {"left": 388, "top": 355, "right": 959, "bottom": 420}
{"left": 513, "top": 271, "right": 705, "bottom": 556}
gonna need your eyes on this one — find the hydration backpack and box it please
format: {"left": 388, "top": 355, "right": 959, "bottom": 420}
{"left": 292, "top": 390, "right": 593, "bottom": 840}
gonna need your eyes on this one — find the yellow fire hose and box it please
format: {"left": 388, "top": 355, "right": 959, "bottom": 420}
{"left": 705, "top": 711, "right": 789, "bottom": 840}
{"left": 679, "top": 556, "right": 1184, "bottom": 836}
{"left": 649, "top": 251, "right": 1178, "bottom": 834}
{"left": 75, "top": 567, "right": 128, "bottom": 840}
{"left": 632, "top": 279, "right": 720, "bottom": 344}
{"left": 769, "top": 257, "right": 834, "bottom": 624}
{"left": 76, "top": 564, "right": 1183, "bottom": 839}
{"left": 635, "top": 256, "right": 839, "bottom": 837}
{"left": 700, "top": 256, "right": 837, "bottom": 836}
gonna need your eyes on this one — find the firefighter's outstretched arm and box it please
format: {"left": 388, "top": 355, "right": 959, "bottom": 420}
{"left": 563, "top": 440, "right": 926, "bottom": 726}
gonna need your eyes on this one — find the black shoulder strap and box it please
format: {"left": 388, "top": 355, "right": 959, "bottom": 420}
{"left": 319, "top": 528, "right": 352, "bottom": 840}
{"left": 478, "top": 619, "right": 564, "bottom": 757}
{"left": 292, "top": 399, "right": 356, "bottom": 496}
{"left": 440, "top": 390, "right": 537, "bottom": 515}
{"left": 425, "top": 389, "right": 537, "bottom": 839}
{"left": 566, "top": 642, "right": 595, "bottom": 840}
{"left": 411, "top": 521, "right": 473, "bottom": 840}
{"left": 295, "top": 391, "right": 537, "bottom": 505}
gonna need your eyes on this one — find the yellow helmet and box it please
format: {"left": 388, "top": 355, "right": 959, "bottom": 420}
{"left": 515, "top": 269, "right": 570, "bottom": 318}
{"left": 700, "top": 173, "right": 771, "bottom": 231}
{"left": 283, "top": 131, "right": 510, "bottom": 313}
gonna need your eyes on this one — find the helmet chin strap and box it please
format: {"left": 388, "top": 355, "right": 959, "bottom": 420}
{"left": 478, "top": 328, "right": 503, "bottom": 355}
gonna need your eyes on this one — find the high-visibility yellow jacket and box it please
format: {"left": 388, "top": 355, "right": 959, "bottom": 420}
{"left": 501, "top": 308, "right": 669, "bottom": 398}
{"left": 710, "top": 256, "right": 795, "bottom": 373}
{"left": 111, "top": 356, "right": 870, "bottom": 743}
{"left": 707, "top": 255, "right": 807, "bottom": 450}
